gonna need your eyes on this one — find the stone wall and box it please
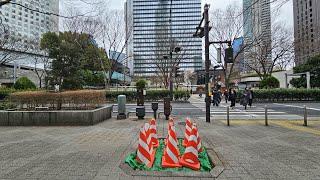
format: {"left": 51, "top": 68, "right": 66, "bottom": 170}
{"left": 0, "top": 105, "right": 112, "bottom": 126}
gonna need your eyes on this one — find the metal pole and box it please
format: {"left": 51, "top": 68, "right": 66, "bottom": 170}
{"left": 265, "top": 105, "right": 268, "bottom": 126}
{"left": 227, "top": 106, "right": 230, "bottom": 126}
{"left": 304, "top": 105, "right": 307, "bottom": 126}
{"left": 204, "top": 4, "right": 211, "bottom": 123}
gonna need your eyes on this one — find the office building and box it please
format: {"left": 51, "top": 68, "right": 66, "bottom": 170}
{"left": 0, "top": 0, "right": 59, "bottom": 42}
{"left": 243, "top": 0, "right": 272, "bottom": 73}
{"left": 293, "top": 0, "right": 320, "bottom": 65}
{"left": 125, "top": 0, "right": 202, "bottom": 77}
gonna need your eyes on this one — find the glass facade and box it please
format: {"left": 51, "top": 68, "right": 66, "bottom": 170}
{"left": 242, "top": 0, "right": 271, "bottom": 73}
{"left": 126, "top": 0, "right": 202, "bottom": 77}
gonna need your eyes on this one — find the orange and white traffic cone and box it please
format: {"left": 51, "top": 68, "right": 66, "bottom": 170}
{"left": 165, "top": 118, "right": 175, "bottom": 146}
{"left": 183, "top": 118, "right": 193, "bottom": 147}
{"left": 179, "top": 126, "right": 200, "bottom": 171}
{"left": 193, "top": 123, "right": 202, "bottom": 152}
{"left": 136, "top": 123, "right": 156, "bottom": 168}
{"left": 149, "top": 118, "right": 159, "bottom": 147}
{"left": 162, "top": 123, "right": 181, "bottom": 168}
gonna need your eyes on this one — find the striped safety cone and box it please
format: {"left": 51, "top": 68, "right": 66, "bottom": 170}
{"left": 165, "top": 118, "right": 175, "bottom": 146}
{"left": 162, "top": 123, "right": 181, "bottom": 168}
{"left": 179, "top": 125, "right": 200, "bottom": 170}
{"left": 183, "top": 118, "right": 193, "bottom": 147}
{"left": 193, "top": 123, "right": 202, "bottom": 153}
{"left": 149, "top": 119, "right": 159, "bottom": 147}
{"left": 136, "top": 123, "right": 156, "bottom": 168}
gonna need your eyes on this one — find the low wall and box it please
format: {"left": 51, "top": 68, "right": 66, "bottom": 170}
{"left": 0, "top": 105, "right": 112, "bottom": 126}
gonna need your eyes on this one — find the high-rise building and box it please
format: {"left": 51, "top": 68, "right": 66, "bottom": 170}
{"left": 125, "top": 0, "right": 202, "bottom": 77}
{"left": 0, "top": 0, "right": 59, "bottom": 42}
{"left": 293, "top": 0, "right": 320, "bottom": 65}
{"left": 242, "top": 0, "right": 272, "bottom": 73}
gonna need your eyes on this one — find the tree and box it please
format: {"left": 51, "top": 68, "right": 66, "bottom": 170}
{"left": 14, "top": 77, "right": 36, "bottom": 90}
{"left": 290, "top": 55, "right": 320, "bottom": 88}
{"left": 0, "top": 18, "right": 34, "bottom": 65}
{"left": 244, "top": 21, "right": 294, "bottom": 80}
{"left": 259, "top": 76, "right": 280, "bottom": 89}
{"left": 62, "top": 7, "right": 133, "bottom": 87}
{"left": 210, "top": 4, "right": 248, "bottom": 89}
{"left": 40, "top": 31, "right": 109, "bottom": 90}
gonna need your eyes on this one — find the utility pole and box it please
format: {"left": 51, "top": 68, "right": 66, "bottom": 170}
{"left": 193, "top": 4, "right": 234, "bottom": 123}
{"left": 204, "top": 4, "right": 211, "bottom": 123}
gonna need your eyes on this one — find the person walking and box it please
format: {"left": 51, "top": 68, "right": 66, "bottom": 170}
{"left": 248, "top": 87, "right": 254, "bottom": 108}
{"left": 228, "top": 88, "right": 236, "bottom": 109}
{"left": 241, "top": 88, "right": 250, "bottom": 110}
{"left": 223, "top": 89, "right": 229, "bottom": 104}
{"left": 212, "top": 88, "right": 221, "bottom": 107}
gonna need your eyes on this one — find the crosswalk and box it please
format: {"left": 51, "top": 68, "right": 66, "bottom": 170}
{"left": 189, "top": 95, "right": 303, "bottom": 120}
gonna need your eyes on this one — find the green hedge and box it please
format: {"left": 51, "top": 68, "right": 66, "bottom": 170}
{"left": 239, "top": 89, "right": 320, "bottom": 102}
{"left": 106, "top": 90, "right": 190, "bottom": 102}
{"left": 0, "top": 88, "right": 16, "bottom": 100}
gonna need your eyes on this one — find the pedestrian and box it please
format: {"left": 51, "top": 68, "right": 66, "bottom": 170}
{"left": 248, "top": 87, "right": 254, "bottom": 108}
{"left": 212, "top": 89, "right": 221, "bottom": 107}
{"left": 229, "top": 88, "right": 236, "bottom": 109}
{"left": 240, "top": 88, "right": 250, "bottom": 110}
{"left": 223, "top": 89, "right": 229, "bottom": 103}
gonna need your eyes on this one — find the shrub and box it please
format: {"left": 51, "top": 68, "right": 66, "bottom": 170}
{"left": 9, "top": 90, "right": 106, "bottom": 110}
{"left": 0, "top": 88, "right": 15, "bottom": 100}
{"left": 259, "top": 76, "right": 280, "bottom": 89}
{"left": 106, "top": 90, "right": 190, "bottom": 102}
{"left": 174, "top": 90, "right": 191, "bottom": 101}
{"left": 251, "top": 88, "right": 320, "bottom": 102}
{"left": 136, "top": 79, "right": 147, "bottom": 90}
{"left": 13, "top": 77, "right": 36, "bottom": 90}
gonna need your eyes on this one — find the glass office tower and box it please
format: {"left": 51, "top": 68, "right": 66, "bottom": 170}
{"left": 126, "top": 0, "right": 202, "bottom": 77}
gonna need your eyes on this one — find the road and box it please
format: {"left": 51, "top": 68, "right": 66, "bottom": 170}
{"left": 112, "top": 95, "right": 320, "bottom": 120}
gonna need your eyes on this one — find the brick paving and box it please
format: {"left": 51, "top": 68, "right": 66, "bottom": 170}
{"left": 0, "top": 115, "right": 320, "bottom": 179}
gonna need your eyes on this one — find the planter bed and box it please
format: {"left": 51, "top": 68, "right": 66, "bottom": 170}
{"left": 0, "top": 105, "right": 112, "bottom": 126}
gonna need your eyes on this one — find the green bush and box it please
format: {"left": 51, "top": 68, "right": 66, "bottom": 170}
{"left": 136, "top": 79, "right": 147, "bottom": 90}
{"left": 9, "top": 90, "right": 106, "bottom": 110}
{"left": 174, "top": 90, "right": 191, "bottom": 101}
{"left": 0, "top": 88, "right": 15, "bottom": 100}
{"left": 106, "top": 90, "right": 190, "bottom": 102}
{"left": 13, "top": 77, "right": 36, "bottom": 90}
{"left": 251, "top": 88, "right": 320, "bottom": 102}
{"left": 259, "top": 76, "right": 280, "bottom": 89}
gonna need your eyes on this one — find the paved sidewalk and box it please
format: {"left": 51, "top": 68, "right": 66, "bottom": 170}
{"left": 1, "top": 116, "right": 320, "bottom": 179}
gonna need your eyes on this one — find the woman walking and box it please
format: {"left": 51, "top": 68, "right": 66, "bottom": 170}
{"left": 228, "top": 88, "right": 236, "bottom": 109}
{"left": 241, "top": 88, "right": 250, "bottom": 110}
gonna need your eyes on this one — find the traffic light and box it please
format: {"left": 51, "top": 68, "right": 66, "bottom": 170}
{"left": 224, "top": 46, "right": 234, "bottom": 63}
{"left": 217, "top": 48, "right": 222, "bottom": 63}
{"left": 174, "top": 66, "right": 180, "bottom": 77}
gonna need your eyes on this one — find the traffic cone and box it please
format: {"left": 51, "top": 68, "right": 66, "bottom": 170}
{"left": 136, "top": 123, "right": 156, "bottom": 168}
{"left": 193, "top": 123, "right": 202, "bottom": 153}
{"left": 162, "top": 123, "right": 181, "bottom": 168}
{"left": 179, "top": 126, "right": 200, "bottom": 170}
{"left": 183, "top": 118, "right": 193, "bottom": 147}
{"left": 165, "top": 118, "right": 175, "bottom": 146}
{"left": 149, "top": 118, "right": 159, "bottom": 147}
